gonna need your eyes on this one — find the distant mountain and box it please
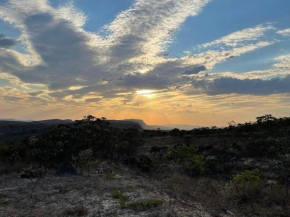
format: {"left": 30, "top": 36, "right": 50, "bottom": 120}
{"left": 108, "top": 120, "right": 143, "bottom": 130}
{"left": 123, "top": 119, "right": 148, "bottom": 129}
{"left": 124, "top": 119, "right": 200, "bottom": 130}
{"left": 0, "top": 118, "right": 33, "bottom": 122}
{"left": 0, "top": 118, "right": 199, "bottom": 138}
{"left": 35, "top": 119, "right": 73, "bottom": 125}
{"left": 0, "top": 119, "right": 73, "bottom": 136}
{"left": 0, "top": 118, "right": 18, "bottom": 122}
{"left": 0, "top": 119, "right": 142, "bottom": 137}
{"left": 162, "top": 124, "right": 201, "bottom": 131}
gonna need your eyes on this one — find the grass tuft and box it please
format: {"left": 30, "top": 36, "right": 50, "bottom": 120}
{"left": 111, "top": 190, "right": 129, "bottom": 207}
{"left": 126, "top": 199, "right": 163, "bottom": 211}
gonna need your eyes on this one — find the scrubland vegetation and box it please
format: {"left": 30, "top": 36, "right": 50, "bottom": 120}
{"left": 1, "top": 114, "right": 290, "bottom": 216}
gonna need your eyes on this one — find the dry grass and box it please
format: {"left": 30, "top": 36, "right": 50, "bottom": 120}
{"left": 163, "top": 173, "right": 290, "bottom": 217}
{"left": 164, "top": 173, "right": 229, "bottom": 214}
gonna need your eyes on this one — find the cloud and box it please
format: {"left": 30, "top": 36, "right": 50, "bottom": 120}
{"left": 0, "top": 0, "right": 288, "bottom": 111}
{"left": 54, "top": 2, "right": 87, "bottom": 27}
{"left": 85, "top": 98, "right": 102, "bottom": 103}
{"left": 184, "top": 65, "right": 207, "bottom": 74}
{"left": 0, "top": 8, "right": 106, "bottom": 89}
{"left": 0, "top": 34, "right": 17, "bottom": 48}
{"left": 118, "top": 72, "right": 171, "bottom": 89}
{"left": 190, "top": 75, "right": 290, "bottom": 95}
{"left": 193, "top": 54, "right": 290, "bottom": 81}
{"left": 273, "top": 54, "right": 290, "bottom": 70}
{"left": 103, "top": 0, "right": 211, "bottom": 65}
{"left": 277, "top": 29, "right": 290, "bottom": 37}
{"left": 200, "top": 24, "right": 275, "bottom": 48}
{"left": 0, "top": 0, "right": 213, "bottom": 97}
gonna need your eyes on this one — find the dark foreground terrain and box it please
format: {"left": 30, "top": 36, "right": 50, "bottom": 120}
{"left": 0, "top": 115, "right": 290, "bottom": 217}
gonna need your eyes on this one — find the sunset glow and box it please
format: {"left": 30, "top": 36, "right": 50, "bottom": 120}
{"left": 0, "top": 0, "right": 289, "bottom": 126}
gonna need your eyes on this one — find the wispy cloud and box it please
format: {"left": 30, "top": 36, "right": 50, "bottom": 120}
{"left": 200, "top": 24, "right": 275, "bottom": 48}
{"left": 277, "top": 28, "right": 290, "bottom": 37}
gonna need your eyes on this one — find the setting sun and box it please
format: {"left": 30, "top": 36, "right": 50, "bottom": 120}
{"left": 136, "top": 89, "right": 156, "bottom": 98}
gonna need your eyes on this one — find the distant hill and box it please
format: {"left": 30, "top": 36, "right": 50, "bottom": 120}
{"left": 108, "top": 120, "right": 143, "bottom": 130}
{"left": 0, "top": 118, "right": 199, "bottom": 140}
{"left": 124, "top": 119, "right": 149, "bottom": 129}
{"left": 35, "top": 119, "right": 73, "bottom": 125}
{"left": 0, "top": 119, "right": 143, "bottom": 142}
{"left": 0, "top": 119, "right": 73, "bottom": 135}
{"left": 124, "top": 119, "right": 200, "bottom": 130}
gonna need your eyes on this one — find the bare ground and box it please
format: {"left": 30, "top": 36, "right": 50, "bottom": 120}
{"left": 0, "top": 164, "right": 212, "bottom": 217}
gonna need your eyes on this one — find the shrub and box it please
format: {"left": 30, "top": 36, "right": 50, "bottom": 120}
{"left": 111, "top": 190, "right": 129, "bottom": 207}
{"left": 28, "top": 130, "right": 66, "bottom": 167}
{"left": 137, "top": 155, "right": 153, "bottom": 172}
{"left": 184, "top": 155, "right": 205, "bottom": 176}
{"left": 167, "top": 145, "right": 205, "bottom": 176}
{"left": 231, "top": 169, "right": 263, "bottom": 203}
{"left": 20, "top": 166, "right": 46, "bottom": 198}
{"left": 167, "top": 145, "right": 198, "bottom": 163}
{"left": 72, "top": 149, "right": 97, "bottom": 175}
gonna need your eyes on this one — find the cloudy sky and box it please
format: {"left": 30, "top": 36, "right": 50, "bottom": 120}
{"left": 0, "top": 0, "right": 290, "bottom": 126}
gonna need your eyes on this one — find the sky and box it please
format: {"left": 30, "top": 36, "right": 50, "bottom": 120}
{"left": 0, "top": 0, "right": 290, "bottom": 126}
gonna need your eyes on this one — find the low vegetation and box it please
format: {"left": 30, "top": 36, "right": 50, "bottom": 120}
{"left": 1, "top": 114, "right": 290, "bottom": 216}
{"left": 126, "top": 199, "right": 163, "bottom": 211}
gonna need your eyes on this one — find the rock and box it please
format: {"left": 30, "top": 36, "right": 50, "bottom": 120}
{"left": 56, "top": 162, "right": 77, "bottom": 176}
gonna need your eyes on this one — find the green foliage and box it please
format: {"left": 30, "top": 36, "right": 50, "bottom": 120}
{"left": 167, "top": 145, "right": 198, "bottom": 163}
{"left": 111, "top": 189, "right": 162, "bottom": 210}
{"left": 0, "top": 200, "right": 9, "bottom": 206}
{"left": 72, "top": 149, "right": 97, "bottom": 175}
{"left": 111, "top": 190, "right": 129, "bottom": 207}
{"left": 184, "top": 155, "right": 205, "bottom": 176}
{"left": 106, "top": 172, "right": 117, "bottom": 180}
{"left": 231, "top": 169, "right": 263, "bottom": 203}
{"left": 167, "top": 145, "right": 205, "bottom": 176}
{"left": 126, "top": 199, "right": 163, "bottom": 211}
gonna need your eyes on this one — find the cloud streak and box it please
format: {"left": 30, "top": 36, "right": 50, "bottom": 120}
{"left": 190, "top": 76, "right": 290, "bottom": 95}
